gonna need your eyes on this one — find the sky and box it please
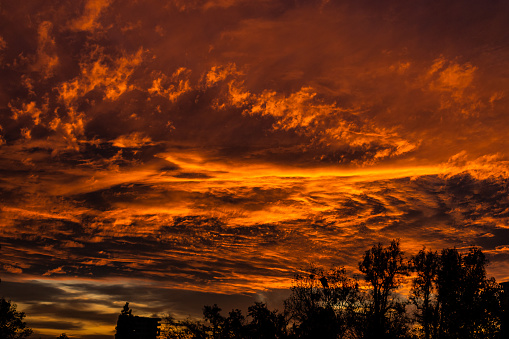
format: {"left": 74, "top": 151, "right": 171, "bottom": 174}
{"left": 1, "top": 0, "right": 509, "bottom": 337}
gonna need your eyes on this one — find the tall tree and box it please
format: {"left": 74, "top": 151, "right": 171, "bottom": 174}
{"left": 435, "top": 248, "right": 462, "bottom": 338}
{"left": 435, "top": 247, "right": 502, "bottom": 339}
{"left": 410, "top": 247, "right": 502, "bottom": 339}
{"left": 462, "top": 248, "right": 501, "bottom": 338}
{"left": 222, "top": 309, "right": 246, "bottom": 339}
{"left": 203, "top": 304, "right": 225, "bottom": 339}
{"left": 410, "top": 249, "right": 439, "bottom": 339}
{"left": 358, "top": 240, "right": 409, "bottom": 339}
{"left": 0, "top": 298, "right": 33, "bottom": 339}
{"left": 245, "top": 302, "right": 287, "bottom": 339}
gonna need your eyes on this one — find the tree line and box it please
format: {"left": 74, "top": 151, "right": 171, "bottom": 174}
{"left": 159, "top": 240, "right": 508, "bottom": 339}
{"left": 1, "top": 240, "right": 508, "bottom": 338}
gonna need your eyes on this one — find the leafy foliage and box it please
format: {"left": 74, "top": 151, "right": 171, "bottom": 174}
{"left": 0, "top": 298, "right": 33, "bottom": 339}
{"left": 409, "top": 249, "right": 439, "bottom": 339}
{"left": 410, "top": 247, "right": 502, "bottom": 339}
{"left": 358, "top": 240, "right": 410, "bottom": 339}
{"left": 284, "top": 266, "right": 359, "bottom": 338}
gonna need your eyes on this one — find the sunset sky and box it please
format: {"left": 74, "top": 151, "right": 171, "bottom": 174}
{"left": 1, "top": 0, "right": 509, "bottom": 338}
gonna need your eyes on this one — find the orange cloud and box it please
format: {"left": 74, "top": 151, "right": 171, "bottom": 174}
{"left": 58, "top": 47, "right": 143, "bottom": 106}
{"left": 241, "top": 86, "right": 418, "bottom": 164}
{"left": 32, "top": 21, "right": 59, "bottom": 78}
{"left": 112, "top": 132, "right": 155, "bottom": 148}
{"left": 149, "top": 67, "right": 192, "bottom": 102}
{"left": 428, "top": 58, "right": 477, "bottom": 94}
{"left": 9, "top": 101, "right": 43, "bottom": 125}
{"left": 422, "top": 57, "right": 482, "bottom": 115}
{"left": 69, "top": 0, "right": 111, "bottom": 32}
{"left": 204, "top": 63, "right": 240, "bottom": 86}
{"left": 442, "top": 151, "right": 509, "bottom": 179}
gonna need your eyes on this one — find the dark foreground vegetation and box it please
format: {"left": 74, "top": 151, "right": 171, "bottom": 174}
{"left": 157, "top": 241, "right": 508, "bottom": 339}
{"left": 1, "top": 241, "right": 508, "bottom": 339}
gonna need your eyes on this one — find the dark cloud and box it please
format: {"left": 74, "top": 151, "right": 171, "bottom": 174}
{"left": 3, "top": 0, "right": 507, "bottom": 165}
{"left": 28, "top": 320, "right": 83, "bottom": 330}
{"left": 0, "top": 280, "right": 68, "bottom": 303}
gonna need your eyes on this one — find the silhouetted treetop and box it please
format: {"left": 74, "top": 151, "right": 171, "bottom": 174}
{"left": 0, "top": 298, "right": 33, "bottom": 339}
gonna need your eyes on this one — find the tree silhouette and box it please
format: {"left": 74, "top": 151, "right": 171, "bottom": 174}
{"left": 222, "top": 309, "right": 245, "bottom": 339}
{"left": 435, "top": 248, "right": 502, "bottom": 339}
{"left": 435, "top": 248, "right": 463, "bottom": 338}
{"left": 121, "top": 302, "right": 133, "bottom": 317}
{"left": 358, "top": 240, "right": 410, "bottom": 339}
{"left": 284, "top": 266, "right": 359, "bottom": 339}
{"left": 245, "top": 302, "right": 287, "bottom": 339}
{"left": 0, "top": 298, "right": 33, "bottom": 339}
{"left": 461, "top": 248, "right": 501, "bottom": 338}
{"left": 410, "top": 248, "right": 439, "bottom": 339}
{"left": 161, "top": 314, "right": 207, "bottom": 339}
{"left": 203, "top": 304, "right": 225, "bottom": 339}
{"left": 409, "top": 247, "right": 503, "bottom": 339}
